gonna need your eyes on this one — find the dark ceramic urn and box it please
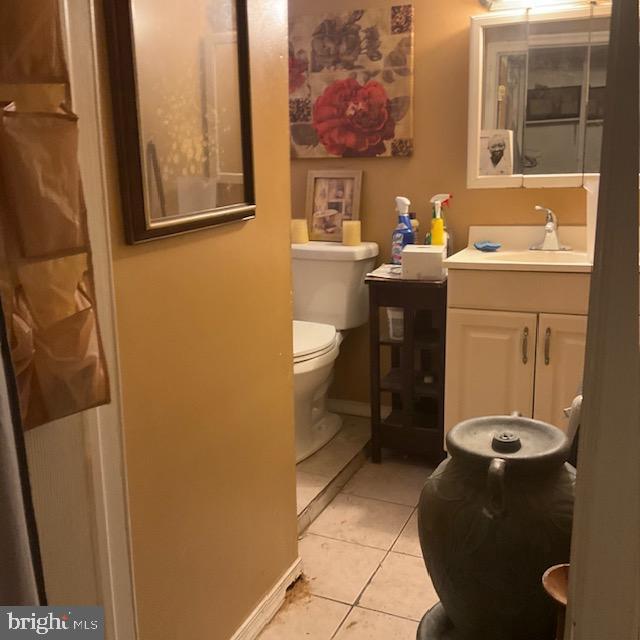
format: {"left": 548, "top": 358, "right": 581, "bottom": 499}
{"left": 417, "top": 416, "right": 575, "bottom": 640}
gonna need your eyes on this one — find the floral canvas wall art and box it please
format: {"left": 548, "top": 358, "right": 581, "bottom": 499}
{"left": 289, "top": 5, "right": 414, "bottom": 159}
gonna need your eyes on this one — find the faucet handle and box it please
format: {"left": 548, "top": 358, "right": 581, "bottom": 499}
{"left": 535, "top": 205, "right": 556, "bottom": 226}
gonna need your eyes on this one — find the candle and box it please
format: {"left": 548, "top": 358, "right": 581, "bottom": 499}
{"left": 291, "top": 219, "right": 309, "bottom": 244}
{"left": 342, "top": 220, "right": 361, "bottom": 246}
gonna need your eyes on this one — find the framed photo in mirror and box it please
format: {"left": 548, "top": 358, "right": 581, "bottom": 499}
{"left": 103, "top": 0, "right": 255, "bottom": 243}
{"left": 479, "top": 129, "right": 513, "bottom": 176}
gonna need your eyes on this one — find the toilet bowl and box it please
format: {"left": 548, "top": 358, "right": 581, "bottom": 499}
{"left": 291, "top": 241, "right": 378, "bottom": 461}
{"left": 293, "top": 320, "right": 343, "bottom": 462}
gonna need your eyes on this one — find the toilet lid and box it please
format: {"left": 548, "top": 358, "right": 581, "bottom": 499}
{"left": 293, "top": 320, "right": 337, "bottom": 361}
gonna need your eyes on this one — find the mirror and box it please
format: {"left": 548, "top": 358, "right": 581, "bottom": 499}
{"left": 104, "top": 0, "right": 255, "bottom": 243}
{"left": 523, "top": 15, "right": 609, "bottom": 176}
{"left": 468, "top": 5, "right": 612, "bottom": 188}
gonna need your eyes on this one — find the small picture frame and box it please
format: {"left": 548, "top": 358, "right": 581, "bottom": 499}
{"left": 305, "top": 170, "right": 363, "bottom": 242}
{"left": 479, "top": 129, "right": 514, "bottom": 176}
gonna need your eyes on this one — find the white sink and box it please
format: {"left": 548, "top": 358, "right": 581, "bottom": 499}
{"left": 445, "top": 226, "right": 591, "bottom": 273}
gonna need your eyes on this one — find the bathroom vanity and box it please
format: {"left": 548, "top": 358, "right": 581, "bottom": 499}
{"left": 444, "top": 226, "right": 592, "bottom": 433}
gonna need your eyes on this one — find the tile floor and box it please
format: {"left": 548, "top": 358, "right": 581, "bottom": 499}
{"left": 260, "top": 454, "right": 439, "bottom": 640}
{"left": 296, "top": 416, "right": 370, "bottom": 532}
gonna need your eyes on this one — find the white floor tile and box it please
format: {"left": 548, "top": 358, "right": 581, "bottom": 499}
{"left": 359, "top": 552, "right": 439, "bottom": 621}
{"left": 297, "top": 420, "right": 368, "bottom": 478}
{"left": 296, "top": 415, "right": 371, "bottom": 531}
{"left": 342, "top": 459, "right": 433, "bottom": 507}
{"left": 392, "top": 510, "right": 422, "bottom": 558}
{"left": 258, "top": 591, "right": 350, "bottom": 640}
{"left": 334, "top": 607, "right": 418, "bottom": 640}
{"left": 297, "top": 471, "right": 330, "bottom": 515}
{"left": 308, "top": 494, "right": 412, "bottom": 550}
{"left": 301, "top": 453, "right": 365, "bottom": 531}
{"left": 335, "top": 416, "right": 370, "bottom": 445}
{"left": 299, "top": 534, "right": 386, "bottom": 605}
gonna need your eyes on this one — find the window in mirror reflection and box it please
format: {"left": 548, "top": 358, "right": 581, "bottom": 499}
{"left": 131, "top": 0, "right": 245, "bottom": 223}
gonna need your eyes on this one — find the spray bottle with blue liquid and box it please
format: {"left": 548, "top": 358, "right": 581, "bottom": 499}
{"left": 391, "top": 196, "right": 414, "bottom": 264}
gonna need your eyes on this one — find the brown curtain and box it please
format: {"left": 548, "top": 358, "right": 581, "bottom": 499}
{"left": 0, "top": 0, "right": 109, "bottom": 429}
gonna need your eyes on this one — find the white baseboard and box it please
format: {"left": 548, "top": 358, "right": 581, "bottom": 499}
{"left": 328, "top": 399, "right": 391, "bottom": 419}
{"left": 230, "top": 557, "right": 303, "bottom": 640}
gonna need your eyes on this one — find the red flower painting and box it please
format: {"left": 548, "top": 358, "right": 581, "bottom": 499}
{"left": 289, "top": 54, "right": 308, "bottom": 93}
{"left": 289, "top": 7, "right": 414, "bottom": 158}
{"left": 312, "top": 78, "right": 396, "bottom": 157}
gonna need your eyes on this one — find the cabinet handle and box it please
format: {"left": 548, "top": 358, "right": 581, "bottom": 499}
{"left": 544, "top": 327, "right": 551, "bottom": 365}
{"left": 521, "top": 327, "right": 529, "bottom": 364}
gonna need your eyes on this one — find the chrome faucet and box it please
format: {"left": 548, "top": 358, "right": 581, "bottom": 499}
{"left": 530, "top": 206, "right": 571, "bottom": 251}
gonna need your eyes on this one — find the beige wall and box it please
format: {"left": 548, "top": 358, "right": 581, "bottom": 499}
{"left": 289, "top": 0, "right": 587, "bottom": 404}
{"left": 100, "top": 1, "right": 298, "bottom": 638}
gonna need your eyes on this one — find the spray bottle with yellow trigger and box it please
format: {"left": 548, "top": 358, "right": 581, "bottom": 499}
{"left": 425, "top": 193, "right": 451, "bottom": 248}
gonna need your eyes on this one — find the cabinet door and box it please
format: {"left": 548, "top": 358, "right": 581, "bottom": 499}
{"left": 534, "top": 314, "right": 587, "bottom": 431}
{"left": 445, "top": 309, "right": 537, "bottom": 432}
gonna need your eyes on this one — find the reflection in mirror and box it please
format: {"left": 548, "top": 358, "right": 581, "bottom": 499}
{"left": 583, "top": 17, "right": 611, "bottom": 174}
{"left": 523, "top": 14, "right": 609, "bottom": 175}
{"left": 481, "top": 22, "right": 529, "bottom": 180}
{"left": 131, "top": 0, "right": 246, "bottom": 223}
{"left": 524, "top": 44, "right": 587, "bottom": 174}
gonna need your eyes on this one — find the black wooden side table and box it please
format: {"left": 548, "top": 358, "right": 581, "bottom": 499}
{"left": 365, "top": 275, "right": 447, "bottom": 463}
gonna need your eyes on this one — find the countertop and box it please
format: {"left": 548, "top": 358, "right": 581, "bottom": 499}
{"left": 445, "top": 226, "right": 591, "bottom": 273}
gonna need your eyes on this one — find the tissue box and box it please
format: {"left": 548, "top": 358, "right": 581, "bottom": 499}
{"left": 401, "top": 244, "right": 447, "bottom": 280}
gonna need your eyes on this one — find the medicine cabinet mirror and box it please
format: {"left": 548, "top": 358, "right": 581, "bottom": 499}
{"left": 104, "top": 0, "right": 255, "bottom": 243}
{"left": 468, "top": 5, "right": 615, "bottom": 189}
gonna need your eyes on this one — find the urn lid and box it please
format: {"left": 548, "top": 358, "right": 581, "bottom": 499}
{"left": 447, "top": 415, "right": 569, "bottom": 467}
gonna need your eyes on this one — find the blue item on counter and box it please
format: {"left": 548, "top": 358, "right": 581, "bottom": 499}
{"left": 474, "top": 240, "right": 502, "bottom": 252}
{"left": 391, "top": 214, "right": 415, "bottom": 264}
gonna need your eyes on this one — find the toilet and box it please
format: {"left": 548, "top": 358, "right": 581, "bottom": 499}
{"left": 291, "top": 241, "right": 379, "bottom": 462}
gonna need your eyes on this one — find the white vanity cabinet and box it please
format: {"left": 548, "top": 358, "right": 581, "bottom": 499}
{"left": 443, "top": 263, "right": 593, "bottom": 434}
{"left": 445, "top": 308, "right": 587, "bottom": 432}
{"left": 445, "top": 309, "right": 537, "bottom": 426}
{"left": 533, "top": 314, "right": 587, "bottom": 428}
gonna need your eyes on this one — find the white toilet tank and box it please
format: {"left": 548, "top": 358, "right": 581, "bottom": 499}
{"left": 292, "top": 241, "right": 379, "bottom": 330}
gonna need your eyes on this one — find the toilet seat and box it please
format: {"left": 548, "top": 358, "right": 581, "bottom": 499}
{"left": 293, "top": 320, "right": 337, "bottom": 364}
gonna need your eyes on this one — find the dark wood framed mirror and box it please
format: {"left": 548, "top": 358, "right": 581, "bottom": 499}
{"left": 103, "top": 0, "right": 255, "bottom": 243}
